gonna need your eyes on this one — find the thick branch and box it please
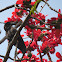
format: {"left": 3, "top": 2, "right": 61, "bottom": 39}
{"left": 0, "top": 36, "right": 7, "bottom": 44}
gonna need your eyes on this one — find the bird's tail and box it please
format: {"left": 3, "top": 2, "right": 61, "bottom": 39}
{"left": 17, "top": 36, "right": 26, "bottom": 54}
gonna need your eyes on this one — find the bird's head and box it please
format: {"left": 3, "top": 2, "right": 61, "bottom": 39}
{"left": 4, "top": 22, "right": 12, "bottom": 32}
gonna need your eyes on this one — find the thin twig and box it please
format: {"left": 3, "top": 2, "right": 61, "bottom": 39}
{"left": 43, "top": 1, "right": 62, "bottom": 16}
{"left": 30, "top": 16, "right": 45, "bottom": 24}
{"left": 27, "top": 30, "right": 33, "bottom": 48}
{"left": 16, "top": 58, "right": 30, "bottom": 61}
{"left": 23, "top": 37, "right": 29, "bottom": 39}
{"left": 0, "top": 22, "right": 5, "bottom": 24}
{"left": 47, "top": 53, "right": 53, "bottom": 62}
{"left": 39, "top": 3, "right": 46, "bottom": 13}
{"left": 0, "top": 55, "right": 5, "bottom": 58}
{"left": 0, "top": 54, "right": 30, "bottom": 61}
{"left": 30, "top": 16, "right": 56, "bottom": 25}
{"left": 0, "top": 4, "right": 14, "bottom": 12}
{"left": 37, "top": 46, "right": 43, "bottom": 62}
{"left": 0, "top": 30, "right": 1, "bottom": 34}
{"left": 27, "top": 23, "right": 50, "bottom": 30}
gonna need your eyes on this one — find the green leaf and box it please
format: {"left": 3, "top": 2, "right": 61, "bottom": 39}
{"left": 30, "top": 0, "right": 42, "bottom": 15}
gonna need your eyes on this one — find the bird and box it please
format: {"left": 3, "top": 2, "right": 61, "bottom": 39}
{"left": 4, "top": 22, "right": 26, "bottom": 54}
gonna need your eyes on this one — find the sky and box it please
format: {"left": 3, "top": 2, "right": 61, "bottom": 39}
{"left": 0, "top": 0, "right": 62, "bottom": 62}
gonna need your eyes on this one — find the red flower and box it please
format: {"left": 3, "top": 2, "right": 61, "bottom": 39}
{"left": 16, "top": 0, "right": 23, "bottom": 4}
{"left": 58, "top": 9, "right": 62, "bottom": 19}
{"left": 50, "top": 48, "right": 55, "bottom": 54}
{"left": 56, "top": 52, "right": 61, "bottom": 58}
{"left": 4, "top": 20, "right": 8, "bottom": 23}
{"left": 17, "top": 50, "right": 22, "bottom": 54}
{"left": 30, "top": 41, "right": 38, "bottom": 49}
{"left": 43, "top": 58, "right": 51, "bottom": 62}
{"left": 31, "top": 2, "right": 35, "bottom": 5}
{"left": 40, "top": 24, "right": 45, "bottom": 28}
{"left": 0, "top": 59, "right": 3, "bottom": 62}
{"left": 56, "top": 59, "right": 61, "bottom": 62}
{"left": 38, "top": 13, "right": 46, "bottom": 20}
{"left": 56, "top": 52, "right": 62, "bottom": 62}
{"left": 21, "top": 34, "right": 24, "bottom": 37}
{"left": 33, "top": 29, "right": 42, "bottom": 41}
{"left": 24, "top": 41, "right": 29, "bottom": 48}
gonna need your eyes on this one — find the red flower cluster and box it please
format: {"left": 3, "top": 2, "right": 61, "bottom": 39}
{"left": 24, "top": 40, "right": 38, "bottom": 50}
{"left": 4, "top": 15, "right": 21, "bottom": 23}
{"left": 21, "top": 54, "right": 41, "bottom": 62}
{"left": 3, "top": 0, "right": 62, "bottom": 61}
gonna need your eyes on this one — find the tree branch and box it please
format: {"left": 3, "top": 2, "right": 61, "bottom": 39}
{"left": 0, "top": 55, "right": 14, "bottom": 60}
{"left": 47, "top": 53, "right": 53, "bottom": 62}
{"left": 27, "top": 23, "right": 50, "bottom": 30}
{"left": 14, "top": 41, "right": 18, "bottom": 62}
{"left": 39, "top": 3, "right": 46, "bottom": 13}
{"left": 0, "top": 54, "right": 30, "bottom": 61}
{"left": 0, "top": 36, "right": 7, "bottom": 44}
{"left": 0, "top": 4, "right": 14, "bottom": 12}
{"left": 43, "top": 1, "right": 62, "bottom": 16}
{"left": 14, "top": 4, "right": 30, "bottom": 11}
{"left": 27, "top": 30, "right": 34, "bottom": 48}
{"left": 30, "top": 16, "right": 45, "bottom": 24}
{"left": 37, "top": 47, "right": 43, "bottom": 62}
{"left": 31, "top": 16, "right": 56, "bottom": 25}
{"left": 0, "top": 22, "right": 5, "bottom": 24}
{"left": 3, "top": 33, "right": 18, "bottom": 62}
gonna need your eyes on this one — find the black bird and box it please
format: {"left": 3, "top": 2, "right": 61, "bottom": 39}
{"left": 4, "top": 22, "right": 26, "bottom": 54}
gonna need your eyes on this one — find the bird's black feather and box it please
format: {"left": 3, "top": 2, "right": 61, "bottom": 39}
{"left": 4, "top": 22, "right": 26, "bottom": 54}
